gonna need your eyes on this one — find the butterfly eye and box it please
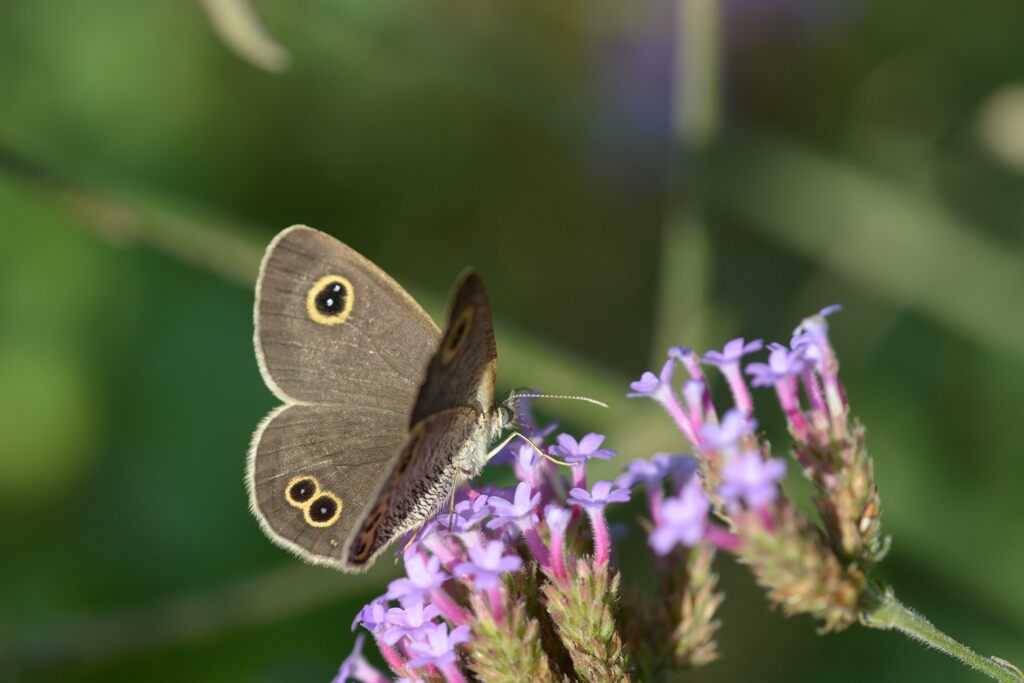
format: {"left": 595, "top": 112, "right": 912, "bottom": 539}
{"left": 441, "top": 306, "right": 474, "bottom": 365}
{"left": 285, "top": 476, "right": 320, "bottom": 507}
{"left": 304, "top": 492, "right": 343, "bottom": 527}
{"left": 306, "top": 275, "right": 355, "bottom": 326}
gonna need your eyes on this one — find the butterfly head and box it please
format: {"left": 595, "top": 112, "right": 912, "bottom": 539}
{"left": 495, "top": 393, "right": 521, "bottom": 432}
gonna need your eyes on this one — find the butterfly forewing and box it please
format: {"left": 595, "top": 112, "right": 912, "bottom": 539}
{"left": 346, "top": 406, "right": 481, "bottom": 569}
{"left": 408, "top": 271, "right": 498, "bottom": 426}
{"left": 255, "top": 225, "right": 440, "bottom": 409}
{"left": 346, "top": 272, "right": 504, "bottom": 568}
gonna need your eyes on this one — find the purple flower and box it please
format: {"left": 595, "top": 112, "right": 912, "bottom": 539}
{"left": 668, "top": 346, "right": 692, "bottom": 360}
{"left": 745, "top": 342, "right": 809, "bottom": 387}
{"left": 334, "top": 633, "right": 389, "bottom": 683}
{"left": 698, "top": 409, "right": 756, "bottom": 452}
{"left": 352, "top": 597, "right": 387, "bottom": 634}
{"left": 820, "top": 304, "right": 842, "bottom": 316}
{"left": 682, "top": 379, "right": 704, "bottom": 411}
{"left": 719, "top": 452, "right": 787, "bottom": 509}
{"left": 568, "top": 480, "right": 631, "bottom": 510}
{"left": 406, "top": 622, "right": 472, "bottom": 668}
{"left": 791, "top": 305, "right": 841, "bottom": 364}
{"left": 486, "top": 482, "right": 541, "bottom": 531}
{"left": 381, "top": 597, "right": 441, "bottom": 646}
{"left": 615, "top": 456, "right": 667, "bottom": 489}
{"left": 515, "top": 442, "right": 538, "bottom": 469}
{"left": 703, "top": 338, "right": 764, "bottom": 415}
{"left": 513, "top": 442, "right": 545, "bottom": 487}
{"left": 551, "top": 432, "right": 616, "bottom": 464}
{"left": 454, "top": 540, "right": 523, "bottom": 590}
{"left": 648, "top": 477, "right": 710, "bottom": 555}
{"left": 544, "top": 504, "right": 572, "bottom": 534}
{"left": 702, "top": 337, "right": 764, "bottom": 367}
{"left": 627, "top": 354, "right": 676, "bottom": 398}
{"left": 385, "top": 552, "right": 448, "bottom": 603}
{"left": 653, "top": 453, "right": 699, "bottom": 488}
{"left": 441, "top": 495, "right": 492, "bottom": 534}
{"left": 544, "top": 504, "right": 572, "bottom": 581}
{"left": 792, "top": 305, "right": 847, "bottom": 419}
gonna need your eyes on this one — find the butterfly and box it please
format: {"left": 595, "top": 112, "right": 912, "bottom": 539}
{"left": 246, "top": 225, "right": 528, "bottom": 571}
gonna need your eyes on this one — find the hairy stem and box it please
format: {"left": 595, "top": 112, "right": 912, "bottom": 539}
{"left": 861, "top": 585, "right": 1022, "bottom": 682}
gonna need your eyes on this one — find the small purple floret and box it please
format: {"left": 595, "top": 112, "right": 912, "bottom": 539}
{"left": 381, "top": 597, "right": 441, "bottom": 646}
{"left": 406, "top": 622, "right": 472, "bottom": 668}
{"left": 616, "top": 457, "right": 666, "bottom": 489}
{"left": 627, "top": 355, "right": 676, "bottom": 398}
{"left": 648, "top": 477, "right": 710, "bottom": 555}
{"left": 746, "top": 342, "right": 809, "bottom": 387}
{"left": 454, "top": 540, "right": 523, "bottom": 590}
{"left": 335, "top": 633, "right": 389, "bottom": 683}
{"left": 441, "top": 495, "right": 492, "bottom": 534}
{"left": 702, "top": 337, "right": 764, "bottom": 367}
{"left": 653, "top": 453, "right": 699, "bottom": 488}
{"left": 719, "top": 452, "right": 787, "bottom": 509}
{"left": 486, "top": 482, "right": 540, "bottom": 531}
{"left": 385, "top": 552, "right": 448, "bottom": 603}
{"left": 552, "top": 432, "right": 616, "bottom": 463}
{"left": 544, "top": 504, "right": 571, "bottom": 534}
{"left": 699, "top": 409, "right": 756, "bottom": 451}
{"left": 352, "top": 597, "right": 387, "bottom": 634}
{"left": 568, "top": 480, "right": 631, "bottom": 510}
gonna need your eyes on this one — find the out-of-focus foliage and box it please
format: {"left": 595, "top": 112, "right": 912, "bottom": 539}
{"left": 0, "top": 1, "right": 1022, "bottom": 681}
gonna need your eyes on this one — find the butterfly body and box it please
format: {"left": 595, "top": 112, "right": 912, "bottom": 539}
{"left": 247, "top": 225, "right": 515, "bottom": 572}
{"left": 355, "top": 404, "right": 512, "bottom": 549}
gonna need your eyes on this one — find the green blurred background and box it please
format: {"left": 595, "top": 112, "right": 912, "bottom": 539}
{"left": 1, "top": 0, "right": 1023, "bottom": 681}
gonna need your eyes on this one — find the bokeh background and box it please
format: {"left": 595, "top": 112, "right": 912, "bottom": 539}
{"left": 2, "top": 0, "right": 1023, "bottom": 681}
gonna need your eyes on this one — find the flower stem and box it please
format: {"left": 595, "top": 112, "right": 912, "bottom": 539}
{"left": 440, "top": 662, "right": 468, "bottom": 683}
{"left": 548, "top": 529, "right": 568, "bottom": 583}
{"left": 522, "top": 527, "right": 552, "bottom": 567}
{"left": 586, "top": 508, "right": 611, "bottom": 567}
{"left": 861, "top": 585, "right": 1022, "bottom": 682}
{"left": 374, "top": 637, "right": 408, "bottom": 677}
{"left": 430, "top": 588, "right": 472, "bottom": 626}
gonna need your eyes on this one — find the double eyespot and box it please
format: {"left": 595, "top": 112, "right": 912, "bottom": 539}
{"left": 440, "top": 306, "right": 473, "bottom": 365}
{"left": 306, "top": 274, "right": 355, "bottom": 326}
{"left": 284, "top": 475, "right": 343, "bottom": 528}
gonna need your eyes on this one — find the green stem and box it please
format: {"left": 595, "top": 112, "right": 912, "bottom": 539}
{"left": 650, "top": 0, "right": 720, "bottom": 361}
{"left": 861, "top": 584, "right": 1022, "bottom": 682}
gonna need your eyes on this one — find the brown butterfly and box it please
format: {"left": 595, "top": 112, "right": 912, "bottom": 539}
{"left": 246, "top": 225, "right": 526, "bottom": 571}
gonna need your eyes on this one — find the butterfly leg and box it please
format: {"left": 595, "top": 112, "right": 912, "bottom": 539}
{"left": 484, "top": 431, "right": 520, "bottom": 462}
{"left": 484, "top": 430, "right": 573, "bottom": 467}
{"left": 513, "top": 431, "right": 574, "bottom": 468}
{"left": 401, "top": 526, "right": 422, "bottom": 557}
{"left": 447, "top": 466, "right": 475, "bottom": 529}
{"left": 448, "top": 470, "right": 458, "bottom": 529}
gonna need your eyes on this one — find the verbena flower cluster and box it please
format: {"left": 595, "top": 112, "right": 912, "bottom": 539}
{"left": 336, "top": 306, "right": 889, "bottom": 682}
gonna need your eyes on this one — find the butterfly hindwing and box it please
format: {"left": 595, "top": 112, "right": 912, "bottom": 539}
{"left": 408, "top": 271, "right": 498, "bottom": 426}
{"left": 247, "top": 402, "right": 410, "bottom": 571}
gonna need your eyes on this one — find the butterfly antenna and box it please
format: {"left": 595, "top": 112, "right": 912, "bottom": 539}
{"left": 509, "top": 391, "right": 608, "bottom": 409}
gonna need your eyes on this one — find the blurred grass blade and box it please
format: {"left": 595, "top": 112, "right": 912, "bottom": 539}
{"left": 198, "top": 0, "right": 290, "bottom": 72}
{"left": 711, "top": 130, "right": 1024, "bottom": 361}
{"left": 650, "top": 0, "right": 721, "bottom": 361}
{"left": 0, "top": 565, "right": 381, "bottom": 677}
